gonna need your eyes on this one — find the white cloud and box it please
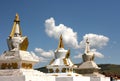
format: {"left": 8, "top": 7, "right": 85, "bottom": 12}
{"left": 74, "top": 53, "right": 82, "bottom": 58}
{"left": 30, "top": 51, "right": 48, "bottom": 62}
{"left": 91, "top": 49, "right": 104, "bottom": 58}
{"left": 34, "top": 48, "right": 54, "bottom": 58}
{"left": 45, "top": 17, "right": 79, "bottom": 49}
{"left": 30, "top": 48, "right": 54, "bottom": 64}
{"left": 45, "top": 18, "right": 109, "bottom": 60}
{"left": 45, "top": 18, "right": 109, "bottom": 50}
{"left": 74, "top": 33, "right": 109, "bottom": 59}
{"left": 79, "top": 33, "right": 109, "bottom": 49}
{"left": 39, "top": 56, "right": 48, "bottom": 62}
{"left": 74, "top": 49, "right": 104, "bottom": 59}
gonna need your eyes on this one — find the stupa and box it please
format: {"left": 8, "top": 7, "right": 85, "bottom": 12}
{"left": 78, "top": 38, "right": 103, "bottom": 77}
{"left": 46, "top": 36, "right": 110, "bottom": 81}
{"left": 0, "top": 13, "right": 110, "bottom": 81}
{"left": 0, "top": 14, "right": 55, "bottom": 81}
{"left": 47, "top": 35, "right": 77, "bottom": 74}
{"left": 0, "top": 13, "right": 39, "bottom": 70}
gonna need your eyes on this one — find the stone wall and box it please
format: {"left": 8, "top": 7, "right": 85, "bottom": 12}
{"left": 90, "top": 77, "right": 110, "bottom": 81}
{"left": 0, "top": 76, "right": 25, "bottom": 81}
{"left": 0, "top": 75, "right": 55, "bottom": 81}
{"left": 56, "top": 76, "right": 90, "bottom": 81}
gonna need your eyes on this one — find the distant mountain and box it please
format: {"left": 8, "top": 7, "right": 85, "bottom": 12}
{"left": 98, "top": 64, "right": 120, "bottom": 75}
{"left": 36, "top": 64, "right": 120, "bottom": 76}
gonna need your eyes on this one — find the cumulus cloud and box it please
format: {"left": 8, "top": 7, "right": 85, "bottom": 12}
{"left": 45, "top": 18, "right": 109, "bottom": 60}
{"left": 74, "top": 53, "right": 82, "bottom": 58}
{"left": 45, "top": 18, "right": 109, "bottom": 50}
{"left": 74, "top": 49, "right": 104, "bottom": 59}
{"left": 74, "top": 33, "right": 108, "bottom": 59}
{"left": 45, "top": 17, "right": 79, "bottom": 49}
{"left": 31, "top": 48, "right": 54, "bottom": 63}
{"left": 30, "top": 51, "right": 48, "bottom": 62}
{"left": 79, "top": 33, "right": 109, "bottom": 49}
{"left": 91, "top": 49, "right": 104, "bottom": 58}
{"left": 39, "top": 56, "right": 48, "bottom": 62}
{"left": 34, "top": 48, "right": 54, "bottom": 58}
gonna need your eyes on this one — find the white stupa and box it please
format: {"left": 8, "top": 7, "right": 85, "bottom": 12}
{"left": 0, "top": 14, "right": 55, "bottom": 81}
{"left": 46, "top": 36, "right": 110, "bottom": 81}
{"left": 47, "top": 35, "right": 78, "bottom": 75}
{"left": 78, "top": 38, "right": 103, "bottom": 77}
{"left": 0, "top": 14, "right": 110, "bottom": 81}
{"left": 0, "top": 14, "right": 39, "bottom": 70}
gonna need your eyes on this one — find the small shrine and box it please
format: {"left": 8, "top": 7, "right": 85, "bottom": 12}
{"left": 78, "top": 38, "right": 102, "bottom": 76}
{"left": 47, "top": 35, "right": 76, "bottom": 73}
{"left": 0, "top": 13, "right": 39, "bottom": 74}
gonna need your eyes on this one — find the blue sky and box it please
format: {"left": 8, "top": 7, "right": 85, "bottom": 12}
{"left": 0, "top": 0, "right": 120, "bottom": 68}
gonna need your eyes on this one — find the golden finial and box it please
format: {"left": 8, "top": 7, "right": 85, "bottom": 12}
{"left": 58, "top": 34, "right": 64, "bottom": 49}
{"left": 14, "top": 13, "right": 20, "bottom": 22}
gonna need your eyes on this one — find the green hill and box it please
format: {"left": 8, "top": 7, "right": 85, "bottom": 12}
{"left": 98, "top": 64, "right": 120, "bottom": 75}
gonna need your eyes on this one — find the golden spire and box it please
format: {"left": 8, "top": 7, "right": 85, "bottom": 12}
{"left": 14, "top": 13, "right": 20, "bottom": 22}
{"left": 58, "top": 34, "right": 64, "bottom": 49}
{"left": 9, "top": 13, "right": 22, "bottom": 37}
